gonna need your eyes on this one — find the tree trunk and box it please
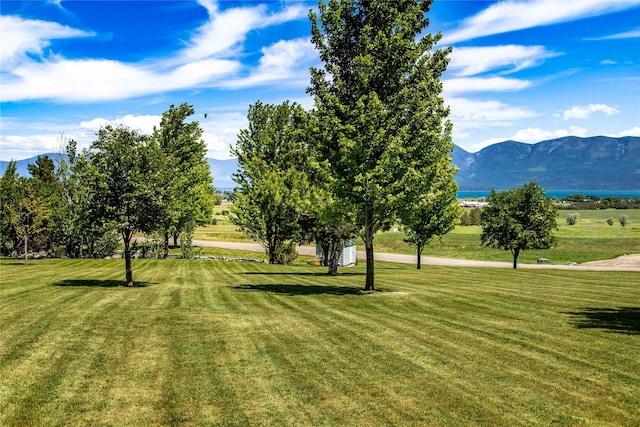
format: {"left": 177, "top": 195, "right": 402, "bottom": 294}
{"left": 512, "top": 247, "right": 520, "bottom": 269}
{"left": 24, "top": 236, "right": 28, "bottom": 265}
{"left": 327, "top": 236, "right": 341, "bottom": 276}
{"left": 320, "top": 238, "right": 331, "bottom": 267}
{"left": 163, "top": 232, "right": 169, "bottom": 259}
{"left": 416, "top": 244, "right": 423, "bottom": 270}
{"left": 364, "top": 207, "right": 375, "bottom": 291}
{"left": 122, "top": 229, "right": 134, "bottom": 287}
{"left": 173, "top": 232, "right": 179, "bottom": 248}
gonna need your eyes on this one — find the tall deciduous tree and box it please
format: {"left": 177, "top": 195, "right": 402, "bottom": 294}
{"left": 153, "top": 103, "right": 215, "bottom": 257}
{"left": 480, "top": 182, "right": 558, "bottom": 269}
{"left": 84, "top": 126, "right": 165, "bottom": 286}
{"left": 231, "top": 101, "right": 314, "bottom": 264}
{"left": 309, "top": 0, "right": 454, "bottom": 289}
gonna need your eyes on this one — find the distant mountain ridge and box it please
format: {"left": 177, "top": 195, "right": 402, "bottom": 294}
{"left": 2, "top": 136, "right": 638, "bottom": 191}
{"left": 453, "top": 136, "right": 640, "bottom": 190}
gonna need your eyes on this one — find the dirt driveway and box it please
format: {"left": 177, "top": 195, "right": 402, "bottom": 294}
{"left": 193, "top": 240, "right": 640, "bottom": 272}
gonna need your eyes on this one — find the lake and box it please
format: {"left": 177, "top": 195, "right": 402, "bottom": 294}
{"left": 458, "top": 190, "right": 640, "bottom": 200}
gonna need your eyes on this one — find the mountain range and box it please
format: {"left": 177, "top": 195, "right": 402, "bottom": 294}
{"left": 2, "top": 136, "right": 638, "bottom": 191}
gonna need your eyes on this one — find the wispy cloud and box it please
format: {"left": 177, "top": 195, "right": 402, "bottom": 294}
{"left": 587, "top": 27, "right": 640, "bottom": 40}
{"left": 444, "top": 77, "right": 531, "bottom": 95}
{"left": 448, "top": 97, "right": 537, "bottom": 129}
{"left": 224, "top": 37, "right": 316, "bottom": 88}
{"left": 443, "top": 0, "right": 640, "bottom": 44}
{"left": 563, "top": 104, "right": 620, "bottom": 120}
{"left": 0, "top": 1, "right": 309, "bottom": 103}
{"left": 448, "top": 45, "right": 559, "bottom": 76}
{"left": 0, "top": 15, "right": 94, "bottom": 66}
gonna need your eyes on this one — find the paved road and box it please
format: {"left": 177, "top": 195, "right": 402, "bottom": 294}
{"left": 193, "top": 240, "right": 640, "bottom": 272}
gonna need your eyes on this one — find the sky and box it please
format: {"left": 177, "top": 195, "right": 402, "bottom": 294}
{"left": 1, "top": 0, "right": 639, "bottom": 161}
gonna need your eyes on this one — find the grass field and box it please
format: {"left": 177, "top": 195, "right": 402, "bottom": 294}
{"left": 2, "top": 257, "right": 639, "bottom": 426}
{"left": 195, "top": 208, "right": 640, "bottom": 265}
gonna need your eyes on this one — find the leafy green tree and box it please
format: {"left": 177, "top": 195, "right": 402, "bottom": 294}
{"left": 309, "top": 0, "right": 453, "bottom": 289}
{"left": 27, "top": 155, "right": 69, "bottom": 255}
{"left": 8, "top": 179, "right": 50, "bottom": 265}
{"left": 231, "top": 101, "right": 314, "bottom": 264}
{"left": 154, "top": 103, "right": 215, "bottom": 257}
{"left": 0, "top": 161, "right": 21, "bottom": 255}
{"left": 84, "top": 126, "right": 165, "bottom": 286}
{"left": 401, "top": 168, "right": 460, "bottom": 269}
{"left": 480, "top": 182, "right": 558, "bottom": 269}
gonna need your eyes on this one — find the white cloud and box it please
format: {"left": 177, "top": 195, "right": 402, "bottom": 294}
{"left": 2, "top": 57, "right": 240, "bottom": 102}
{"left": 0, "top": 134, "right": 65, "bottom": 160}
{"left": 447, "top": 97, "right": 537, "bottom": 128}
{"left": 448, "top": 45, "right": 559, "bottom": 76}
{"left": 1, "top": 2, "right": 309, "bottom": 102}
{"left": 443, "top": 77, "right": 531, "bottom": 95}
{"left": 80, "top": 114, "right": 161, "bottom": 134}
{"left": 600, "top": 59, "right": 617, "bottom": 65}
{"left": 614, "top": 126, "right": 640, "bottom": 137}
{"left": 587, "top": 28, "right": 640, "bottom": 40}
{"left": 511, "top": 126, "right": 587, "bottom": 142}
{"left": 563, "top": 104, "right": 620, "bottom": 120}
{"left": 224, "top": 37, "right": 316, "bottom": 88}
{"left": 0, "top": 15, "right": 93, "bottom": 66}
{"left": 443, "top": 0, "right": 640, "bottom": 44}
{"left": 467, "top": 125, "right": 588, "bottom": 152}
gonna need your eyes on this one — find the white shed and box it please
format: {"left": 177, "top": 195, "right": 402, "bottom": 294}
{"left": 316, "top": 240, "right": 357, "bottom": 267}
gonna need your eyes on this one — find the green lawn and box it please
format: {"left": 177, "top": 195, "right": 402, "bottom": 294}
{"left": 194, "top": 208, "right": 640, "bottom": 264}
{"left": 2, "top": 257, "right": 639, "bottom": 426}
{"left": 363, "top": 209, "right": 640, "bottom": 264}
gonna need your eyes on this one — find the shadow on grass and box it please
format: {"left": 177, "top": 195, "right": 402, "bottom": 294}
{"left": 242, "top": 271, "right": 364, "bottom": 277}
{"left": 566, "top": 307, "right": 640, "bottom": 335}
{"left": 54, "top": 279, "right": 154, "bottom": 288}
{"left": 234, "top": 283, "right": 378, "bottom": 296}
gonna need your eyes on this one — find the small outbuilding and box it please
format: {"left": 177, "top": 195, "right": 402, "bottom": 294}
{"left": 316, "top": 240, "right": 357, "bottom": 267}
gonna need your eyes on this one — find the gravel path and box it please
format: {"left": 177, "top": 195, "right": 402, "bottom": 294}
{"left": 193, "top": 240, "right": 640, "bottom": 272}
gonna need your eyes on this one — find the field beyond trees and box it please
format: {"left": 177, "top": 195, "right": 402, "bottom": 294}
{"left": 198, "top": 207, "right": 640, "bottom": 265}
{"left": 2, "top": 258, "right": 638, "bottom": 426}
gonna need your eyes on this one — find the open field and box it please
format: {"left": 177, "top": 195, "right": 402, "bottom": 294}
{"left": 195, "top": 208, "right": 640, "bottom": 264}
{"left": 2, "top": 257, "right": 639, "bottom": 426}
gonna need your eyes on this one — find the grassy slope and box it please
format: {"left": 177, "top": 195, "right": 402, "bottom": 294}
{"left": 1, "top": 258, "right": 639, "bottom": 426}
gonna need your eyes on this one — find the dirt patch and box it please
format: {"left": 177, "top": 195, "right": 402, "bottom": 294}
{"left": 580, "top": 254, "right": 640, "bottom": 269}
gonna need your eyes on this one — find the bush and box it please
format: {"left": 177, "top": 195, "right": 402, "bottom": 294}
{"left": 94, "top": 232, "right": 119, "bottom": 258}
{"left": 566, "top": 213, "right": 580, "bottom": 225}
{"left": 273, "top": 241, "right": 298, "bottom": 265}
{"left": 619, "top": 214, "right": 629, "bottom": 227}
{"left": 211, "top": 218, "right": 218, "bottom": 225}
{"left": 606, "top": 217, "right": 615, "bottom": 226}
{"left": 460, "top": 208, "right": 482, "bottom": 226}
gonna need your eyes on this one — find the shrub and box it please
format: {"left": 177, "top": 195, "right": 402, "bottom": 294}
{"left": 606, "top": 217, "right": 615, "bottom": 226}
{"left": 211, "top": 218, "right": 218, "bottom": 225}
{"left": 566, "top": 213, "right": 580, "bottom": 225}
{"left": 94, "top": 232, "right": 119, "bottom": 258}
{"left": 273, "top": 241, "right": 298, "bottom": 265}
{"left": 619, "top": 214, "right": 629, "bottom": 227}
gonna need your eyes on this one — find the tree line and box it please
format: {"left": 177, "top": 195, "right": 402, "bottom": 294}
{"left": 0, "top": 104, "right": 215, "bottom": 286}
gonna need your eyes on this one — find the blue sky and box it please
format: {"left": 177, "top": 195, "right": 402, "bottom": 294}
{"left": 1, "top": 0, "right": 639, "bottom": 161}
